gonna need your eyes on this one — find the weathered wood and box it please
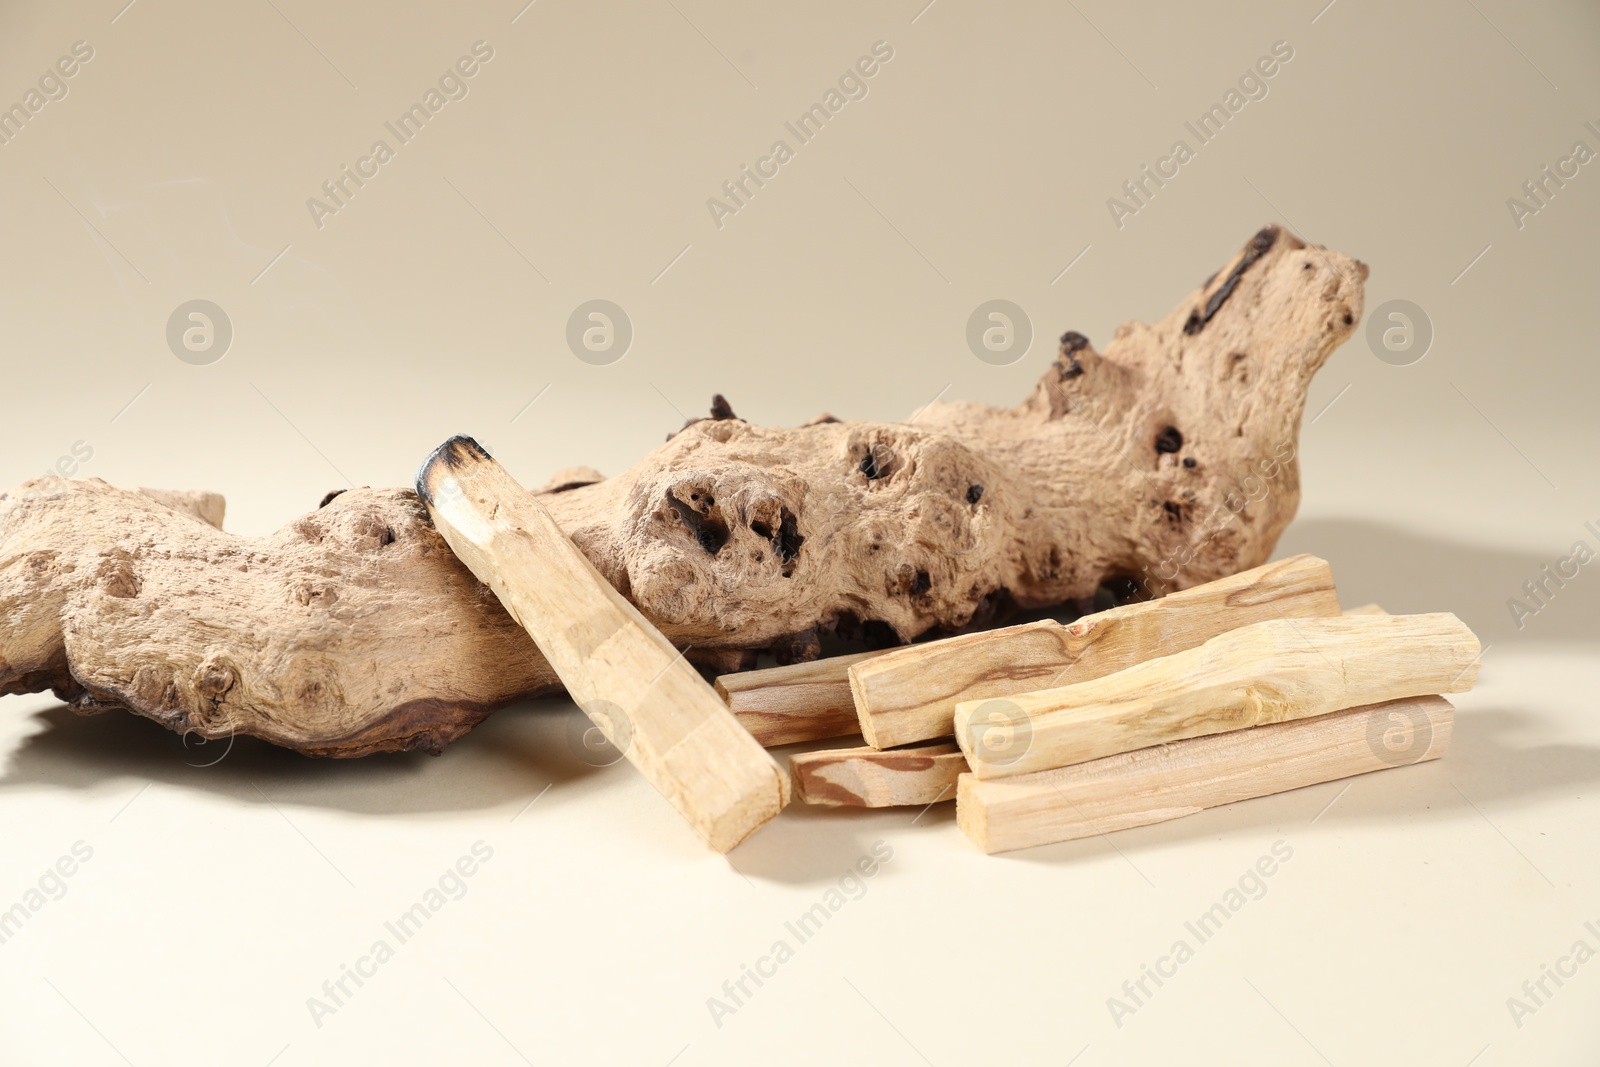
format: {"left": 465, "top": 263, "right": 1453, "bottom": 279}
{"left": 715, "top": 650, "right": 885, "bottom": 747}
{"left": 954, "top": 613, "right": 1478, "bottom": 780}
{"left": 0, "top": 226, "right": 1366, "bottom": 757}
{"left": 958, "top": 695, "right": 1455, "bottom": 854}
{"left": 851, "top": 554, "right": 1340, "bottom": 749}
{"left": 790, "top": 740, "right": 966, "bottom": 807}
{"left": 417, "top": 437, "right": 788, "bottom": 853}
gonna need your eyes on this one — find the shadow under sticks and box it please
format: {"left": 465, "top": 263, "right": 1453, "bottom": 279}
{"left": 1277, "top": 516, "right": 1600, "bottom": 646}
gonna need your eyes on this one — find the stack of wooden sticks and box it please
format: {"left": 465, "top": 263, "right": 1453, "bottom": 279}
{"left": 717, "top": 554, "right": 1480, "bottom": 854}
{"left": 417, "top": 443, "right": 1479, "bottom": 856}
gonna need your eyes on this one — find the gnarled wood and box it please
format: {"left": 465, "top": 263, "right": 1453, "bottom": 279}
{"left": 0, "top": 225, "right": 1365, "bottom": 756}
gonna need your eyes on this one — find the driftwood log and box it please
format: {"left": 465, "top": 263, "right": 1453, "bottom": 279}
{"left": 0, "top": 225, "right": 1365, "bottom": 757}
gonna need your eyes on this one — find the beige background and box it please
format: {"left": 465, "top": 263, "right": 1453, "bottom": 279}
{"left": 2, "top": 1, "right": 1598, "bottom": 1064}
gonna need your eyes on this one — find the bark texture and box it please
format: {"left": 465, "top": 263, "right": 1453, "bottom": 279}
{"left": 0, "top": 225, "right": 1365, "bottom": 756}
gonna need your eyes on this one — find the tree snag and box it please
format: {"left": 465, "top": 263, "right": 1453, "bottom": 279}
{"left": 0, "top": 225, "right": 1366, "bottom": 757}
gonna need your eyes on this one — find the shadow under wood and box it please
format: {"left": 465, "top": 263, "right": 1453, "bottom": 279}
{"left": 995, "top": 705, "right": 1600, "bottom": 867}
{"left": 0, "top": 695, "right": 604, "bottom": 817}
{"left": 1276, "top": 517, "right": 1600, "bottom": 646}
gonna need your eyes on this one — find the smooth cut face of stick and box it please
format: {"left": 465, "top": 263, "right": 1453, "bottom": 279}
{"left": 954, "top": 612, "right": 1479, "bottom": 780}
{"left": 850, "top": 553, "right": 1341, "bottom": 750}
{"left": 958, "top": 695, "right": 1455, "bottom": 854}
{"left": 790, "top": 740, "right": 966, "bottom": 807}
{"left": 417, "top": 437, "right": 788, "bottom": 853}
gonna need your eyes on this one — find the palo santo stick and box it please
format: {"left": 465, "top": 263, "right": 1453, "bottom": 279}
{"left": 850, "top": 554, "right": 1340, "bottom": 750}
{"left": 417, "top": 437, "right": 788, "bottom": 853}
{"left": 716, "top": 650, "right": 886, "bottom": 747}
{"left": 790, "top": 740, "right": 966, "bottom": 807}
{"left": 786, "top": 609, "right": 1390, "bottom": 808}
{"left": 715, "top": 593, "right": 1384, "bottom": 754}
{"left": 955, "top": 612, "right": 1479, "bottom": 780}
{"left": 958, "top": 695, "right": 1454, "bottom": 854}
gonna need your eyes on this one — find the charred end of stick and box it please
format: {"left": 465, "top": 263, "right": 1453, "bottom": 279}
{"left": 415, "top": 435, "right": 493, "bottom": 506}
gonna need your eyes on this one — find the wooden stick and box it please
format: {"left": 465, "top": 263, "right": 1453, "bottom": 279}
{"left": 850, "top": 554, "right": 1341, "bottom": 750}
{"left": 715, "top": 650, "right": 886, "bottom": 747}
{"left": 958, "top": 695, "right": 1455, "bottom": 854}
{"left": 790, "top": 740, "right": 966, "bottom": 807}
{"left": 417, "top": 437, "right": 789, "bottom": 852}
{"left": 954, "top": 612, "right": 1478, "bottom": 780}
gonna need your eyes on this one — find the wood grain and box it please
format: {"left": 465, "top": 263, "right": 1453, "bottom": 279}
{"left": 790, "top": 740, "right": 966, "bottom": 807}
{"left": 957, "top": 695, "right": 1455, "bottom": 854}
{"left": 715, "top": 650, "right": 886, "bottom": 747}
{"left": 954, "top": 612, "right": 1478, "bottom": 780}
{"left": 850, "top": 554, "right": 1340, "bottom": 749}
{"left": 418, "top": 437, "right": 788, "bottom": 853}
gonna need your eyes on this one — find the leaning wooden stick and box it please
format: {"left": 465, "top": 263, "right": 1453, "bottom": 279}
{"left": 790, "top": 740, "right": 967, "bottom": 807}
{"left": 851, "top": 554, "right": 1341, "bottom": 750}
{"left": 955, "top": 612, "right": 1479, "bottom": 780}
{"left": 958, "top": 695, "right": 1455, "bottom": 854}
{"left": 417, "top": 436, "right": 789, "bottom": 852}
{"left": 715, "top": 650, "right": 886, "bottom": 747}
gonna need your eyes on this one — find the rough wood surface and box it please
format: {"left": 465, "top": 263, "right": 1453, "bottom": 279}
{"left": 0, "top": 225, "right": 1365, "bottom": 756}
{"left": 715, "top": 650, "right": 885, "bottom": 747}
{"left": 417, "top": 437, "right": 787, "bottom": 852}
{"left": 790, "top": 740, "right": 965, "bottom": 807}
{"left": 958, "top": 695, "right": 1455, "bottom": 854}
{"left": 850, "top": 554, "right": 1338, "bottom": 749}
{"left": 955, "top": 613, "right": 1479, "bottom": 779}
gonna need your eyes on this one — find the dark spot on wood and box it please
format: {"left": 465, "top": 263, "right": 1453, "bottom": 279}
{"left": 862, "top": 620, "right": 902, "bottom": 650}
{"left": 911, "top": 570, "right": 931, "bottom": 595}
{"left": 380, "top": 527, "right": 396, "bottom": 546}
{"left": 667, "top": 494, "right": 729, "bottom": 556}
{"left": 1155, "top": 426, "right": 1183, "bottom": 454}
{"left": 859, "top": 445, "right": 896, "bottom": 481}
{"left": 775, "top": 509, "right": 804, "bottom": 576}
{"left": 1342, "top": 311, "right": 1353, "bottom": 325}
{"left": 966, "top": 484, "right": 984, "bottom": 505}
{"left": 772, "top": 628, "right": 822, "bottom": 665}
{"left": 1098, "top": 574, "right": 1141, "bottom": 606}
{"left": 1303, "top": 261, "right": 1313, "bottom": 270}
{"left": 1056, "top": 331, "right": 1088, "bottom": 378}
{"left": 1184, "top": 225, "right": 1279, "bottom": 335}
{"left": 1183, "top": 456, "right": 1197, "bottom": 469}
{"left": 1163, "top": 501, "right": 1183, "bottom": 523}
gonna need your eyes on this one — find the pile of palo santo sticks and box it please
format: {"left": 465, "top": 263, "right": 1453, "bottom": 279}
{"left": 418, "top": 441, "right": 1478, "bottom": 855}
{"left": 716, "top": 553, "right": 1481, "bottom": 854}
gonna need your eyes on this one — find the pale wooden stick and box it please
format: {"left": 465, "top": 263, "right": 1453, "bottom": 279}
{"left": 715, "top": 650, "right": 886, "bottom": 747}
{"left": 958, "top": 695, "right": 1454, "bottom": 854}
{"left": 850, "top": 554, "right": 1341, "bottom": 750}
{"left": 773, "top": 601, "right": 1391, "bottom": 809}
{"left": 955, "top": 612, "right": 1478, "bottom": 780}
{"left": 417, "top": 437, "right": 788, "bottom": 853}
{"left": 790, "top": 740, "right": 966, "bottom": 807}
